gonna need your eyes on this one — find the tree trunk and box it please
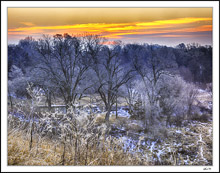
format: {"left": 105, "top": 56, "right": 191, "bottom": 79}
{"left": 62, "top": 136, "right": 66, "bottom": 165}
{"left": 47, "top": 91, "right": 52, "bottom": 111}
{"left": 144, "top": 110, "right": 149, "bottom": 130}
{"left": 105, "top": 106, "right": 112, "bottom": 122}
{"left": 166, "top": 114, "right": 171, "bottom": 127}
{"left": 65, "top": 100, "right": 73, "bottom": 110}
{"left": 29, "top": 122, "right": 34, "bottom": 151}
{"left": 115, "top": 95, "right": 118, "bottom": 119}
{"left": 188, "top": 104, "right": 192, "bottom": 119}
{"left": 9, "top": 95, "right": 13, "bottom": 110}
{"left": 74, "top": 137, "right": 78, "bottom": 165}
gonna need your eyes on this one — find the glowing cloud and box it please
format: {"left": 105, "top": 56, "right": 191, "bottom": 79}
{"left": 8, "top": 8, "right": 213, "bottom": 46}
{"left": 136, "top": 17, "right": 212, "bottom": 26}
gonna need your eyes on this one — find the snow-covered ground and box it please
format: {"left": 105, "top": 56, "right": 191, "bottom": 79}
{"left": 110, "top": 107, "right": 131, "bottom": 118}
{"left": 8, "top": 101, "right": 212, "bottom": 165}
{"left": 110, "top": 120, "right": 212, "bottom": 165}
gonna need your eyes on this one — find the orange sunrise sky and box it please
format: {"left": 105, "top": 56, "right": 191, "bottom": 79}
{"left": 8, "top": 8, "right": 212, "bottom": 46}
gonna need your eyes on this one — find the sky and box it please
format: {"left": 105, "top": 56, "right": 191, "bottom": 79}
{"left": 8, "top": 8, "right": 212, "bottom": 46}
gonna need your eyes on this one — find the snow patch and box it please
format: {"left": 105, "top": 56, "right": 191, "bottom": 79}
{"left": 198, "top": 89, "right": 206, "bottom": 93}
{"left": 176, "top": 130, "right": 182, "bottom": 134}
{"left": 150, "top": 141, "right": 157, "bottom": 152}
{"left": 156, "top": 149, "right": 163, "bottom": 162}
{"left": 111, "top": 108, "right": 130, "bottom": 118}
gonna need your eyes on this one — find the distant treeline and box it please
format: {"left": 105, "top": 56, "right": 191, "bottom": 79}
{"left": 8, "top": 36, "right": 212, "bottom": 85}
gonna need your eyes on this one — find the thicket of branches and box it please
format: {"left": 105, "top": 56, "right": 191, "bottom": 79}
{"left": 8, "top": 34, "right": 212, "bottom": 125}
{"left": 8, "top": 85, "right": 212, "bottom": 166}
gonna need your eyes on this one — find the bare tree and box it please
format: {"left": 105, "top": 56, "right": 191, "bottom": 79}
{"left": 91, "top": 41, "right": 134, "bottom": 122}
{"left": 158, "top": 76, "right": 185, "bottom": 127}
{"left": 185, "top": 83, "right": 199, "bottom": 120}
{"left": 127, "top": 44, "right": 178, "bottom": 128}
{"left": 121, "top": 79, "right": 142, "bottom": 118}
{"left": 35, "top": 34, "right": 92, "bottom": 107}
{"left": 8, "top": 65, "right": 30, "bottom": 109}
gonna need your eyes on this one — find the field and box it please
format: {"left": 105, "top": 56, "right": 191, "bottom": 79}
{"left": 7, "top": 89, "right": 212, "bottom": 166}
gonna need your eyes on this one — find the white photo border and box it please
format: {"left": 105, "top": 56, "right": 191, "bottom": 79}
{"left": 1, "top": 1, "right": 219, "bottom": 172}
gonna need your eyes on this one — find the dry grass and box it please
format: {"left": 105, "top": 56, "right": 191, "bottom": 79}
{"left": 8, "top": 120, "right": 213, "bottom": 166}
{"left": 95, "top": 112, "right": 125, "bottom": 125}
{"left": 195, "top": 91, "right": 212, "bottom": 109}
{"left": 8, "top": 131, "right": 147, "bottom": 166}
{"left": 7, "top": 87, "right": 212, "bottom": 166}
